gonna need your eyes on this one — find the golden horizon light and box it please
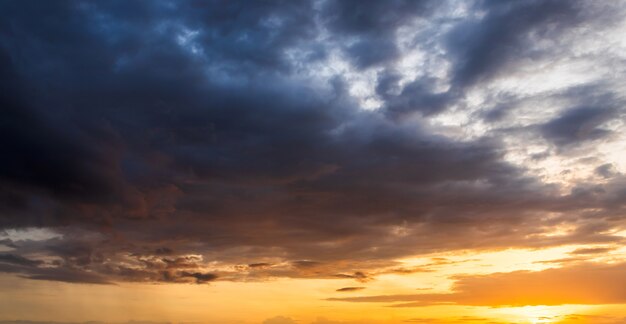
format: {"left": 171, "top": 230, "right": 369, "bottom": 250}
{"left": 1, "top": 0, "right": 626, "bottom": 323}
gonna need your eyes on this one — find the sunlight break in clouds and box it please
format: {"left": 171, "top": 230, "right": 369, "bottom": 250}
{"left": 1, "top": 0, "right": 626, "bottom": 323}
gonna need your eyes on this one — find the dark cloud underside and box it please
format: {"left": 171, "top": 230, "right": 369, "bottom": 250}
{"left": 0, "top": 0, "right": 625, "bottom": 284}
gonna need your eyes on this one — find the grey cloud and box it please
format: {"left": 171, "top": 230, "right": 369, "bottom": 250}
{"left": 345, "top": 38, "right": 400, "bottom": 70}
{"left": 540, "top": 106, "right": 617, "bottom": 148}
{"left": 0, "top": 239, "right": 17, "bottom": 248}
{"left": 381, "top": 75, "right": 455, "bottom": 118}
{"left": 446, "top": 0, "right": 583, "bottom": 88}
{"left": 596, "top": 163, "right": 619, "bottom": 179}
{"left": 0, "top": 253, "right": 42, "bottom": 267}
{"left": 321, "top": 0, "right": 437, "bottom": 69}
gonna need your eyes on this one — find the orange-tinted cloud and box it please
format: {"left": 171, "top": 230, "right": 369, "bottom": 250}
{"left": 330, "top": 262, "right": 626, "bottom": 307}
{"left": 336, "top": 287, "right": 366, "bottom": 292}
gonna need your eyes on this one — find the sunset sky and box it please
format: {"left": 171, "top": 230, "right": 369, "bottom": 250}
{"left": 1, "top": 1, "right": 626, "bottom": 323}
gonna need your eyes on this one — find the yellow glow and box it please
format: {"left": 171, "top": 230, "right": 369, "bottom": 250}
{"left": 2, "top": 245, "right": 625, "bottom": 323}
{"left": 492, "top": 305, "right": 594, "bottom": 324}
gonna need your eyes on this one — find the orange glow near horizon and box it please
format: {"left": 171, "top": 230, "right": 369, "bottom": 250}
{"left": 1, "top": 245, "right": 625, "bottom": 324}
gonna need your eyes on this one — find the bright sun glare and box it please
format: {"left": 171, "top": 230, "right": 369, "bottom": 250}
{"left": 497, "top": 306, "right": 572, "bottom": 324}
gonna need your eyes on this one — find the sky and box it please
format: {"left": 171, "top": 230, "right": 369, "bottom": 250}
{"left": 1, "top": 0, "right": 626, "bottom": 323}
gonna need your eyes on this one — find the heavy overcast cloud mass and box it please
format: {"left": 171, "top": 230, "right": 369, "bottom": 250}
{"left": 1, "top": 0, "right": 626, "bottom": 305}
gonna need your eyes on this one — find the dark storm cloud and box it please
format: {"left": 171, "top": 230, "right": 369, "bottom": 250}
{"left": 446, "top": 0, "right": 583, "bottom": 88}
{"left": 378, "top": 0, "right": 590, "bottom": 119}
{"left": 0, "top": 239, "right": 17, "bottom": 248}
{"left": 0, "top": 0, "right": 625, "bottom": 285}
{"left": 0, "top": 238, "right": 217, "bottom": 284}
{"left": 321, "top": 0, "right": 436, "bottom": 69}
{"left": 154, "top": 247, "right": 174, "bottom": 255}
{"left": 380, "top": 72, "right": 455, "bottom": 118}
{"left": 0, "top": 253, "right": 42, "bottom": 267}
{"left": 0, "top": 252, "right": 111, "bottom": 284}
{"left": 540, "top": 106, "right": 617, "bottom": 148}
{"left": 0, "top": 47, "right": 127, "bottom": 207}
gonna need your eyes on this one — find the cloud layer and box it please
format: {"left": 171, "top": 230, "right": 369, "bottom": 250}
{"left": 330, "top": 261, "right": 626, "bottom": 307}
{"left": 0, "top": 0, "right": 625, "bottom": 287}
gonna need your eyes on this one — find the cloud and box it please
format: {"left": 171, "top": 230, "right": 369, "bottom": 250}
{"left": 320, "top": 0, "right": 436, "bottom": 69}
{"left": 329, "top": 261, "right": 626, "bottom": 307}
{"left": 336, "top": 287, "right": 366, "bottom": 292}
{"left": 0, "top": 0, "right": 625, "bottom": 286}
{"left": 178, "top": 271, "right": 218, "bottom": 284}
{"left": 0, "top": 239, "right": 17, "bottom": 248}
{"left": 381, "top": 74, "right": 455, "bottom": 118}
{"left": 569, "top": 247, "right": 616, "bottom": 255}
{"left": 595, "top": 164, "right": 619, "bottom": 179}
{"left": 21, "top": 267, "right": 113, "bottom": 285}
{"left": 446, "top": 0, "right": 583, "bottom": 88}
{"left": 0, "top": 253, "right": 42, "bottom": 267}
{"left": 540, "top": 106, "right": 617, "bottom": 148}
